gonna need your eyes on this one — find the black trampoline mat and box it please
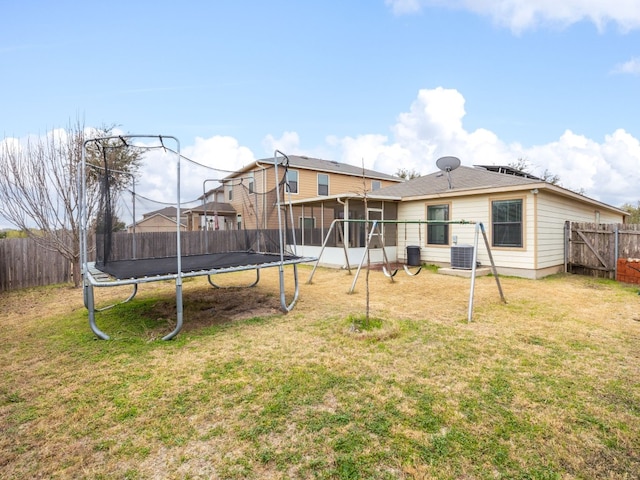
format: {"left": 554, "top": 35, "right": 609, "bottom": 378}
{"left": 97, "top": 251, "right": 298, "bottom": 279}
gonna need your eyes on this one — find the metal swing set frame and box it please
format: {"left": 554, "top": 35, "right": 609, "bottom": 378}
{"left": 307, "top": 218, "right": 506, "bottom": 322}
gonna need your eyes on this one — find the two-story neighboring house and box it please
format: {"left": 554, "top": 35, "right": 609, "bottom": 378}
{"left": 199, "top": 155, "right": 403, "bottom": 232}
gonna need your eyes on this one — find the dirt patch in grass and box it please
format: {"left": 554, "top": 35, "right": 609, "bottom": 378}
{"left": 1, "top": 267, "right": 639, "bottom": 479}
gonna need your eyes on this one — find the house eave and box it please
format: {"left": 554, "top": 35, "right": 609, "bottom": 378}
{"left": 401, "top": 182, "right": 628, "bottom": 216}
{"left": 288, "top": 192, "right": 403, "bottom": 205}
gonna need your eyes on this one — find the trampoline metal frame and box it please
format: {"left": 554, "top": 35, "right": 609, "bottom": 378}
{"left": 80, "top": 136, "right": 315, "bottom": 340}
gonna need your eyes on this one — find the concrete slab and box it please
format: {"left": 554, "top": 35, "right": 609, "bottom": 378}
{"left": 438, "top": 267, "right": 492, "bottom": 278}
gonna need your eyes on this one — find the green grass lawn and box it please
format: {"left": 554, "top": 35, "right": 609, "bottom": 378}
{"left": 1, "top": 268, "right": 639, "bottom": 479}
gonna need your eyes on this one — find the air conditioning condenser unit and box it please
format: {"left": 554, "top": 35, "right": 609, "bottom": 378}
{"left": 451, "top": 245, "right": 474, "bottom": 269}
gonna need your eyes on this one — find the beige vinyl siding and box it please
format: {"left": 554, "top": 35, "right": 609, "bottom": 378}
{"left": 226, "top": 165, "right": 399, "bottom": 231}
{"left": 131, "top": 215, "right": 186, "bottom": 233}
{"left": 397, "top": 193, "right": 537, "bottom": 270}
{"left": 536, "top": 191, "right": 624, "bottom": 269}
{"left": 294, "top": 169, "right": 397, "bottom": 198}
{"left": 446, "top": 195, "right": 536, "bottom": 271}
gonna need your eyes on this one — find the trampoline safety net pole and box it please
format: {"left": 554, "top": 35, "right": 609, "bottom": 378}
{"left": 163, "top": 136, "right": 184, "bottom": 340}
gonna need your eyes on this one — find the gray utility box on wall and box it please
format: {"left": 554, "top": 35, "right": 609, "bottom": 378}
{"left": 451, "top": 245, "right": 474, "bottom": 269}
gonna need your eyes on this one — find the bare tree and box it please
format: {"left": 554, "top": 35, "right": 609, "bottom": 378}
{"left": 395, "top": 167, "right": 421, "bottom": 180}
{"left": 0, "top": 120, "right": 140, "bottom": 286}
{"left": 509, "top": 157, "right": 561, "bottom": 185}
{"left": 621, "top": 201, "right": 640, "bottom": 223}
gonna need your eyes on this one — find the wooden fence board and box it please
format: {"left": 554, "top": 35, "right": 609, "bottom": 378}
{"left": 566, "top": 222, "right": 640, "bottom": 278}
{"left": 0, "top": 238, "right": 72, "bottom": 291}
{"left": 99, "top": 230, "right": 288, "bottom": 262}
{"left": 1, "top": 229, "right": 304, "bottom": 292}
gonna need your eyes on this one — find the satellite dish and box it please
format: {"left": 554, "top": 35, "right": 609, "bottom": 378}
{"left": 435, "top": 156, "right": 461, "bottom": 189}
{"left": 436, "top": 156, "right": 461, "bottom": 172}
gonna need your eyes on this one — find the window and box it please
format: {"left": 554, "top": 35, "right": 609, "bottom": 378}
{"left": 427, "top": 204, "right": 449, "bottom": 245}
{"left": 299, "top": 217, "right": 315, "bottom": 229}
{"left": 492, "top": 199, "right": 523, "bottom": 247}
{"left": 318, "top": 173, "right": 329, "bottom": 196}
{"left": 248, "top": 172, "right": 254, "bottom": 194}
{"left": 228, "top": 184, "right": 233, "bottom": 201}
{"left": 286, "top": 170, "right": 298, "bottom": 194}
{"left": 371, "top": 180, "right": 381, "bottom": 191}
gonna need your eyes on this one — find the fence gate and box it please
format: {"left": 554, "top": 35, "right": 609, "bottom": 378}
{"left": 565, "top": 222, "right": 640, "bottom": 279}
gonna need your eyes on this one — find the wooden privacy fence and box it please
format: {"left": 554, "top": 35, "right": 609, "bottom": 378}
{"left": 99, "top": 229, "right": 293, "bottom": 262}
{"left": 0, "top": 238, "right": 72, "bottom": 291}
{"left": 565, "top": 222, "right": 640, "bottom": 278}
{"left": 1, "top": 230, "right": 300, "bottom": 292}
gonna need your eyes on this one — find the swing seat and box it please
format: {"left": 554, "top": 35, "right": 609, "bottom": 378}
{"left": 403, "top": 264, "right": 422, "bottom": 276}
{"left": 382, "top": 265, "right": 398, "bottom": 277}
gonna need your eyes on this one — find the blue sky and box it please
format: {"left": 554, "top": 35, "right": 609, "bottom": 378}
{"left": 2, "top": 0, "right": 640, "bottom": 221}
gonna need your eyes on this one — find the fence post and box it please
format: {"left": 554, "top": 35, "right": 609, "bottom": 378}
{"left": 564, "top": 221, "right": 570, "bottom": 273}
{"left": 613, "top": 223, "right": 620, "bottom": 280}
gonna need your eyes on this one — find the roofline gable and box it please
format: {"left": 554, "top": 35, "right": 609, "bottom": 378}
{"left": 225, "top": 155, "right": 402, "bottom": 183}
{"left": 129, "top": 213, "right": 187, "bottom": 228}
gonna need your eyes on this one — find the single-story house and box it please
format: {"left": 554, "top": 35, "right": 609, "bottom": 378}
{"left": 127, "top": 207, "right": 187, "bottom": 233}
{"left": 127, "top": 213, "right": 187, "bottom": 233}
{"left": 289, "top": 165, "right": 629, "bottom": 279}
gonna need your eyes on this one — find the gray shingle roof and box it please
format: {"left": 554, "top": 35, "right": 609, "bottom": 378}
{"left": 186, "top": 201, "right": 236, "bottom": 215}
{"left": 143, "top": 206, "right": 179, "bottom": 218}
{"left": 250, "top": 155, "right": 401, "bottom": 182}
{"left": 374, "top": 165, "right": 540, "bottom": 198}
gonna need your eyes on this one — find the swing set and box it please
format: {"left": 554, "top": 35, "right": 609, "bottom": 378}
{"left": 307, "top": 218, "right": 506, "bottom": 322}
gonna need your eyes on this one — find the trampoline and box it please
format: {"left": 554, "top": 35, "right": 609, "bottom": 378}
{"left": 96, "top": 251, "right": 302, "bottom": 279}
{"left": 80, "top": 135, "right": 315, "bottom": 340}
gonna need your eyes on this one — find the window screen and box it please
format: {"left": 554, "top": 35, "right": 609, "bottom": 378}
{"left": 492, "top": 199, "right": 523, "bottom": 247}
{"left": 427, "top": 204, "right": 449, "bottom": 245}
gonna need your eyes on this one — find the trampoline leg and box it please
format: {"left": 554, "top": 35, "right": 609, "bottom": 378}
{"left": 162, "top": 276, "right": 184, "bottom": 341}
{"left": 208, "top": 269, "right": 260, "bottom": 289}
{"left": 86, "top": 281, "right": 110, "bottom": 340}
{"left": 83, "top": 281, "right": 89, "bottom": 308}
{"left": 95, "top": 284, "right": 139, "bottom": 312}
{"left": 279, "top": 264, "right": 300, "bottom": 313}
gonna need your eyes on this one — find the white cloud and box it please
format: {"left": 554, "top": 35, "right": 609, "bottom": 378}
{"left": 4, "top": 86, "right": 638, "bottom": 231}
{"left": 108, "top": 134, "right": 255, "bottom": 221}
{"left": 337, "top": 134, "right": 414, "bottom": 175}
{"left": 385, "top": 0, "right": 423, "bottom": 15}
{"left": 327, "top": 86, "right": 640, "bottom": 207}
{"left": 386, "top": 0, "right": 640, "bottom": 33}
{"left": 612, "top": 57, "right": 640, "bottom": 75}
{"left": 262, "top": 131, "right": 301, "bottom": 156}
{"left": 182, "top": 135, "right": 255, "bottom": 171}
